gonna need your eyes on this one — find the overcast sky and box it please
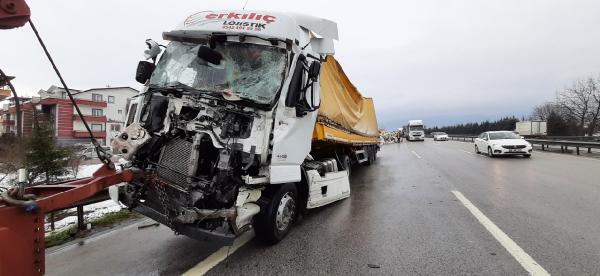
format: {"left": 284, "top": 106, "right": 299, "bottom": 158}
{"left": 3, "top": 0, "right": 600, "bottom": 129}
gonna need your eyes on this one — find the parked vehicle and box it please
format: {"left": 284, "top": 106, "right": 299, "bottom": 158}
{"left": 405, "top": 120, "right": 425, "bottom": 141}
{"left": 110, "top": 10, "right": 380, "bottom": 245}
{"left": 474, "top": 131, "right": 532, "bottom": 158}
{"left": 515, "top": 121, "right": 547, "bottom": 136}
{"left": 79, "top": 146, "right": 111, "bottom": 159}
{"left": 431, "top": 132, "right": 448, "bottom": 141}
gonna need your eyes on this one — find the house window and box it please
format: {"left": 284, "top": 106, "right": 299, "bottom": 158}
{"left": 92, "top": 108, "right": 103, "bottom": 117}
{"left": 91, "top": 124, "right": 103, "bottom": 131}
{"left": 108, "top": 96, "right": 115, "bottom": 103}
{"left": 118, "top": 109, "right": 122, "bottom": 115}
{"left": 92, "top": 94, "right": 103, "bottom": 102}
{"left": 61, "top": 92, "right": 67, "bottom": 99}
{"left": 110, "top": 124, "right": 121, "bottom": 132}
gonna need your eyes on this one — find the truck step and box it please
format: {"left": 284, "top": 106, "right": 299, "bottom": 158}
{"left": 354, "top": 149, "right": 368, "bottom": 163}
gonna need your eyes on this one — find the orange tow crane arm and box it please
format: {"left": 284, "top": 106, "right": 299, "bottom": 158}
{"left": 0, "top": 0, "right": 30, "bottom": 29}
{"left": 0, "top": 166, "right": 136, "bottom": 276}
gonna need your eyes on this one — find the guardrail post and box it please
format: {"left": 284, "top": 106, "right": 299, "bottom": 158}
{"left": 561, "top": 145, "right": 564, "bottom": 153}
{"left": 49, "top": 212, "right": 55, "bottom": 231}
{"left": 77, "top": 205, "right": 85, "bottom": 230}
{"left": 577, "top": 146, "right": 580, "bottom": 155}
{"left": 588, "top": 148, "right": 592, "bottom": 153}
{"left": 541, "top": 144, "right": 545, "bottom": 150}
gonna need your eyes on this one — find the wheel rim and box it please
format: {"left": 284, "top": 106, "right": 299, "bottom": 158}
{"left": 275, "top": 192, "right": 295, "bottom": 231}
{"left": 475, "top": 145, "right": 478, "bottom": 152}
{"left": 488, "top": 148, "right": 492, "bottom": 156}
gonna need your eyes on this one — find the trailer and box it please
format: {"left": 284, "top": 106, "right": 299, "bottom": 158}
{"left": 515, "top": 120, "right": 547, "bottom": 136}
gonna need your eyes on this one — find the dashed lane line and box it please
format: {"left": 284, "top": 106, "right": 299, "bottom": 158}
{"left": 411, "top": 150, "right": 422, "bottom": 159}
{"left": 452, "top": 191, "right": 550, "bottom": 276}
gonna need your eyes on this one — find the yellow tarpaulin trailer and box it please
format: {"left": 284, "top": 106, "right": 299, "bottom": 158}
{"left": 313, "top": 56, "right": 380, "bottom": 145}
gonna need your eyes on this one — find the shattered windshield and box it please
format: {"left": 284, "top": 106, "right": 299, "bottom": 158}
{"left": 149, "top": 41, "right": 288, "bottom": 105}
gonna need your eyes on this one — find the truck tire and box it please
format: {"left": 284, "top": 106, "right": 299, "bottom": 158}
{"left": 339, "top": 154, "right": 351, "bottom": 177}
{"left": 364, "top": 147, "right": 374, "bottom": 166}
{"left": 253, "top": 183, "right": 298, "bottom": 245}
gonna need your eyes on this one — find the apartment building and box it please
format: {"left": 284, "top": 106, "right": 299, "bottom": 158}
{"left": 2, "top": 85, "right": 138, "bottom": 146}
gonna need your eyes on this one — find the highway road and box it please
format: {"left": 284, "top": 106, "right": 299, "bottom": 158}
{"left": 46, "top": 140, "right": 600, "bottom": 275}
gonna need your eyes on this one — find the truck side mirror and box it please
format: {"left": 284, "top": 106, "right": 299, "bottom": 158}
{"left": 197, "top": 45, "right": 223, "bottom": 65}
{"left": 144, "top": 39, "right": 162, "bottom": 61}
{"left": 307, "top": 62, "right": 321, "bottom": 80}
{"left": 135, "top": 61, "right": 155, "bottom": 84}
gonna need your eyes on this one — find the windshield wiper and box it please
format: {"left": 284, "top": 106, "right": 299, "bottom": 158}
{"left": 149, "top": 83, "right": 225, "bottom": 97}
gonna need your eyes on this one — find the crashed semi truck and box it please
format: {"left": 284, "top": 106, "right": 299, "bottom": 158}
{"left": 111, "top": 10, "right": 380, "bottom": 244}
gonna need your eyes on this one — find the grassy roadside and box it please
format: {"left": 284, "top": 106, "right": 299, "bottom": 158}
{"left": 45, "top": 209, "right": 142, "bottom": 248}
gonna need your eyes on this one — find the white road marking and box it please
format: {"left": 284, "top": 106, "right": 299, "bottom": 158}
{"left": 461, "top": 150, "right": 474, "bottom": 155}
{"left": 183, "top": 231, "right": 255, "bottom": 276}
{"left": 411, "top": 150, "right": 422, "bottom": 159}
{"left": 451, "top": 191, "right": 550, "bottom": 276}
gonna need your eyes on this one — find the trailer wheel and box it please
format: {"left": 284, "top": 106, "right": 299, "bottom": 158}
{"left": 364, "top": 147, "right": 374, "bottom": 166}
{"left": 253, "top": 183, "right": 298, "bottom": 244}
{"left": 339, "top": 154, "right": 351, "bottom": 177}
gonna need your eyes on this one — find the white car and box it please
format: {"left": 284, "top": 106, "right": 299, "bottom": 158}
{"left": 474, "top": 131, "right": 532, "bottom": 158}
{"left": 79, "top": 146, "right": 111, "bottom": 160}
{"left": 432, "top": 132, "right": 449, "bottom": 141}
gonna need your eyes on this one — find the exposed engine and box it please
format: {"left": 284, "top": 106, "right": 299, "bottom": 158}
{"left": 112, "top": 90, "right": 269, "bottom": 239}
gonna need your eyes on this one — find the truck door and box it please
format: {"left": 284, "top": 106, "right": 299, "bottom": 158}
{"left": 270, "top": 57, "right": 320, "bottom": 184}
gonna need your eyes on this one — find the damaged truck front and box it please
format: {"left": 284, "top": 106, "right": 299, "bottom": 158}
{"left": 111, "top": 10, "right": 375, "bottom": 245}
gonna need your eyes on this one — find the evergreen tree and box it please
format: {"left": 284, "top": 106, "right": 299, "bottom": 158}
{"left": 25, "top": 123, "right": 70, "bottom": 184}
{"left": 547, "top": 111, "right": 569, "bottom": 135}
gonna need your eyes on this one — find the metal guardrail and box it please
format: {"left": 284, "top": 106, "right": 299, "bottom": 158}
{"left": 447, "top": 135, "right": 600, "bottom": 155}
{"left": 533, "top": 135, "right": 600, "bottom": 141}
{"left": 448, "top": 135, "right": 476, "bottom": 142}
{"left": 526, "top": 139, "right": 600, "bottom": 155}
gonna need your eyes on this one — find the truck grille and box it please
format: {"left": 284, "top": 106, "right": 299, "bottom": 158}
{"left": 157, "top": 138, "right": 193, "bottom": 188}
{"left": 502, "top": 145, "right": 526, "bottom": 149}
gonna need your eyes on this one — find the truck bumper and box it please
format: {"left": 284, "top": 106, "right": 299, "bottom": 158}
{"left": 133, "top": 203, "right": 236, "bottom": 245}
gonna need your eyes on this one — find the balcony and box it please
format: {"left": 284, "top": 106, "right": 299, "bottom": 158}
{"left": 1, "top": 120, "right": 14, "bottom": 126}
{"left": 76, "top": 99, "right": 107, "bottom": 107}
{"left": 72, "top": 131, "right": 106, "bottom": 138}
{"left": 73, "top": 115, "right": 107, "bottom": 123}
{"left": 40, "top": 98, "right": 107, "bottom": 107}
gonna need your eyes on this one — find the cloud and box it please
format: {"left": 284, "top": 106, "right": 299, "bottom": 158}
{"left": 2, "top": 0, "right": 600, "bottom": 129}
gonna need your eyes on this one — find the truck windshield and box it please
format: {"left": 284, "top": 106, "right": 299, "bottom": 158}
{"left": 410, "top": 125, "right": 424, "bottom": 131}
{"left": 149, "top": 41, "right": 288, "bottom": 105}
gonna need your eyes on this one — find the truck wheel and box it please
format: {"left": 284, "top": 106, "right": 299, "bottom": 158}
{"left": 339, "top": 154, "right": 351, "bottom": 177}
{"left": 253, "top": 183, "right": 298, "bottom": 245}
{"left": 364, "top": 147, "right": 374, "bottom": 166}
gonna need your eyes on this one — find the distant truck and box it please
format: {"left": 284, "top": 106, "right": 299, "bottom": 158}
{"left": 515, "top": 121, "right": 547, "bottom": 136}
{"left": 405, "top": 120, "right": 425, "bottom": 141}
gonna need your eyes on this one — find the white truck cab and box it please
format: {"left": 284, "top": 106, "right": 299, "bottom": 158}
{"left": 110, "top": 10, "right": 361, "bottom": 245}
{"left": 406, "top": 120, "right": 425, "bottom": 141}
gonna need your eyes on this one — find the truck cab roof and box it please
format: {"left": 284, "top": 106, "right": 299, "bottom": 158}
{"left": 163, "top": 10, "right": 338, "bottom": 55}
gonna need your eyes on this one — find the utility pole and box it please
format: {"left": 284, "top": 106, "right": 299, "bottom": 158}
{"left": 0, "top": 69, "right": 22, "bottom": 139}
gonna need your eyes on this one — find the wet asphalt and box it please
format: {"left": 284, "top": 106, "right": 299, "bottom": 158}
{"left": 46, "top": 140, "right": 600, "bottom": 275}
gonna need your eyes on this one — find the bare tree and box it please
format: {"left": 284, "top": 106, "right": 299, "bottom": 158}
{"left": 531, "top": 102, "right": 560, "bottom": 120}
{"left": 586, "top": 76, "right": 600, "bottom": 135}
{"left": 556, "top": 78, "right": 595, "bottom": 135}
